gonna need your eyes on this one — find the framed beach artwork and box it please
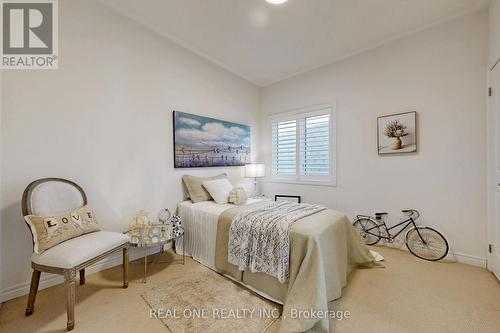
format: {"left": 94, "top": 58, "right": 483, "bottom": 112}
{"left": 173, "top": 111, "right": 251, "bottom": 168}
{"left": 377, "top": 111, "right": 417, "bottom": 155}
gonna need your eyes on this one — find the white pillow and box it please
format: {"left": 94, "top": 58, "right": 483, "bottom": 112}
{"left": 202, "top": 178, "right": 234, "bottom": 204}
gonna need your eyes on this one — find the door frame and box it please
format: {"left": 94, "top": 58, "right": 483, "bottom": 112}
{"left": 487, "top": 63, "right": 500, "bottom": 280}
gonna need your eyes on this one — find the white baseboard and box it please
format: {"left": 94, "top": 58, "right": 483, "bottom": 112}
{"left": 447, "top": 252, "right": 487, "bottom": 268}
{"left": 375, "top": 240, "right": 487, "bottom": 268}
{"left": 0, "top": 245, "right": 170, "bottom": 303}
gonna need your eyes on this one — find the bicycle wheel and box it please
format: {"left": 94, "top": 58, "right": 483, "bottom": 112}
{"left": 405, "top": 227, "right": 449, "bottom": 261}
{"left": 353, "top": 218, "right": 381, "bottom": 245}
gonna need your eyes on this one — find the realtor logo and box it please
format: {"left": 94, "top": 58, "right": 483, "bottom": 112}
{"left": 1, "top": 0, "right": 58, "bottom": 69}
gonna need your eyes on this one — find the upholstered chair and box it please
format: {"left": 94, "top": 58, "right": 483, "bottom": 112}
{"left": 22, "top": 178, "right": 130, "bottom": 331}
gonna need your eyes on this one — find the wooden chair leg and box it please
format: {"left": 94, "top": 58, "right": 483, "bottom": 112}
{"left": 25, "top": 270, "right": 41, "bottom": 316}
{"left": 64, "top": 270, "right": 76, "bottom": 331}
{"left": 79, "top": 269, "right": 85, "bottom": 285}
{"left": 123, "top": 247, "right": 129, "bottom": 288}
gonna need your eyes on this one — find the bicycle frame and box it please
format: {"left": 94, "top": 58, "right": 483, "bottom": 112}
{"left": 358, "top": 215, "right": 427, "bottom": 243}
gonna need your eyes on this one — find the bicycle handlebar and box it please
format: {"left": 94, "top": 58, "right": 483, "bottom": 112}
{"left": 402, "top": 209, "right": 420, "bottom": 220}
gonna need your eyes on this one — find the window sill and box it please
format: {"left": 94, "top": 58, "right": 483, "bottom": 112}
{"left": 268, "top": 178, "right": 337, "bottom": 187}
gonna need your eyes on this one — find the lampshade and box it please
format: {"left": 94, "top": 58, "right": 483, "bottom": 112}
{"left": 245, "top": 163, "right": 266, "bottom": 178}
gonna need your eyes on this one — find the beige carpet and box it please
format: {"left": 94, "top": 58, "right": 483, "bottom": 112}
{"left": 0, "top": 247, "right": 499, "bottom": 333}
{"left": 142, "top": 267, "right": 280, "bottom": 333}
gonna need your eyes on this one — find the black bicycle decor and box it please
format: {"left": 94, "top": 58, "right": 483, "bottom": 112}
{"left": 353, "top": 209, "right": 449, "bottom": 261}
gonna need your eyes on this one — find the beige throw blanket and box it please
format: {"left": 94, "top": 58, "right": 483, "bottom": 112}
{"left": 228, "top": 200, "right": 326, "bottom": 283}
{"left": 216, "top": 201, "right": 378, "bottom": 333}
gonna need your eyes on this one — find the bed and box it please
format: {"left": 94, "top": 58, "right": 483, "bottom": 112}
{"left": 176, "top": 198, "right": 378, "bottom": 333}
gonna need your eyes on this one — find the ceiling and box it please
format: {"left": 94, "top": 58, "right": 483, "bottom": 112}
{"left": 99, "top": 0, "right": 490, "bottom": 86}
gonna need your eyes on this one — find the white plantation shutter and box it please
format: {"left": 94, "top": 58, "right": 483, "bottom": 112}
{"left": 271, "top": 105, "right": 335, "bottom": 185}
{"left": 300, "top": 114, "right": 330, "bottom": 177}
{"left": 272, "top": 120, "right": 297, "bottom": 177}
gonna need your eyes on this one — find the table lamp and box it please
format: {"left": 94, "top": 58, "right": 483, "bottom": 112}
{"left": 245, "top": 163, "right": 266, "bottom": 196}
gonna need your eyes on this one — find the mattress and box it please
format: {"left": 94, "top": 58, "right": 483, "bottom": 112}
{"left": 176, "top": 199, "right": 263, "bottom": 270}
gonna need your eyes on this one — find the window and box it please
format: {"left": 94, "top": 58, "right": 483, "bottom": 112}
{"left": 271, "top": 104, "right": 336, "bottom": 186}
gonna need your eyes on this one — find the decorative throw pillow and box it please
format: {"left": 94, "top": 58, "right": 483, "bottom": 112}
{"left": 202, "top": 178, "right": 234, "bottom": 204}
{"left": 228, "top": 187, "right": 248, "bottom": 205}
{"left": 24, "top": 205, "right": 101, "bottom": 254}
{"left": 78, "top": 206, "right": 100, "bottom": 234}
{"left": 182, "top": 173, "right": 227, "bottom": 203}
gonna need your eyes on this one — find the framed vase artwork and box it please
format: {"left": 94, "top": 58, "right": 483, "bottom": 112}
{"left": 377, "top": 111, "right": 417, "bottom": 155}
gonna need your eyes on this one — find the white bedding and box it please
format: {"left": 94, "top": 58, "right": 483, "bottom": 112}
{"left": 176, "top": 199, "right": 263, "bottom": 270}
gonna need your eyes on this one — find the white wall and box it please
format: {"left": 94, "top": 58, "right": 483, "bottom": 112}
{"left": 259, "top": 10, "right": 488, "bottom": 264}
{"left": 490, "top": 0, "right": 500, "bottom": 68}
{"left": 0, "top": 0, "right": 260, "bottom": 301}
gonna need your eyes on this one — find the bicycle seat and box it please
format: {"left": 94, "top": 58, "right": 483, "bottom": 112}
{"left": 375, "top": 212, "right": 388, "bottom": 216}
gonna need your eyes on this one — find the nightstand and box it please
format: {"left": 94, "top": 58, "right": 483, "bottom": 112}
{"left": 125, "top": 225, "right": 184, "bottom": 283}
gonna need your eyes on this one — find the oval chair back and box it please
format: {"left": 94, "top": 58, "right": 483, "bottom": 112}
{"left": 21, "top": 178, "right": 88, "bottom": 250}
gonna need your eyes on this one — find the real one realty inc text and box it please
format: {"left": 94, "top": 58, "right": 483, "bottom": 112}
{"left": 150, "top": 308, "right": 352, "bottom": 320}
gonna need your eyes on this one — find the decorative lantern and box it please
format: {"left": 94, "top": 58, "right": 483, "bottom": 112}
{"left": 131, "top": 210, "right": 152, "bottom": 229}
{"left": 129, "top": 210, "right": 153, "bottom": 245}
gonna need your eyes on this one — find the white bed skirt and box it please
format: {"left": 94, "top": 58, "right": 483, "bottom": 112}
{"left": 175, "top": 199, "right": 263, "bottom": 270}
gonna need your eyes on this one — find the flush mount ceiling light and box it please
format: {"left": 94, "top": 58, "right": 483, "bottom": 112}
{"left": 266, "top": 0, "right": 287, "bottom": 4}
